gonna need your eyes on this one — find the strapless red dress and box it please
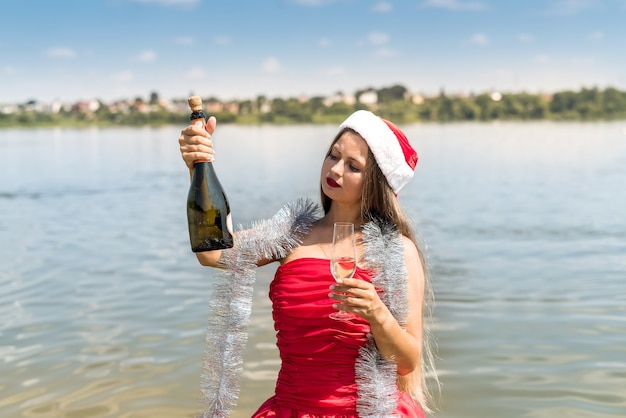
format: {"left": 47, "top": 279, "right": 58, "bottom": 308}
{"left": 251, "top": 258, "right": 424, "bottom": 418}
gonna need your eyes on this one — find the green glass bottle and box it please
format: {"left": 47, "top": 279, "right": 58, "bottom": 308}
{"left": 186, "top": 96, "right": 234, "bottom": 252}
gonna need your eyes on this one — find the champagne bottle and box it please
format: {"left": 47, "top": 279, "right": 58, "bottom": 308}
{"left": 186, "top": 96, "right": 234, "bottom": 252}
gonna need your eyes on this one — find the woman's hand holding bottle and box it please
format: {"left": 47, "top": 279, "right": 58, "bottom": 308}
{"left": 178, "top": 115, "right": 217, "bottom": 170}
{"left": 181, "top": 97, "right": 233, "bottom": 253}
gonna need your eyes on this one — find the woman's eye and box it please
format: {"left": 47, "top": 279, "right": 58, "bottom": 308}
{"left": 329, "top": 154, "right": 339, "bottom": 161}
{"left": 349, "top": 164, "right": 361, "bottom": 173}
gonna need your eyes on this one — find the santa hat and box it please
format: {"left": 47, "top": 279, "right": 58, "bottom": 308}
{"left": 338, "top": 110, "right": 418, "bottom": 194}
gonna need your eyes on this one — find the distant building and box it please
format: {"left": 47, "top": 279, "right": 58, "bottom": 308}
{"left": 223, "top": 101, "right": 239, "bottom": 114}
{"left": 358, "top": 91, "right": 378, "bottom": 105}
{"left": 490, "top": 91, "right": 502, "bottom": 102}
{"left": 324, "top": 92, "right": 356, "bottom": 107}
{"left": 73, "top": 100, "right": 100, "bottom": 113}
{"left": 259, "top": 102, "right": 272, "bottom": 113}
{"left": 0, "top": 104, "right": 17, "bottom": 114}
{"left": 204, "top": 99, "right": 223, "bottom": 113}
{"left": 411, "top": 94, "right": 424, "bottom": 105}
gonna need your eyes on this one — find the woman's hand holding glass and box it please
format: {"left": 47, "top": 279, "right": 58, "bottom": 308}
{"left": 329, "top": 222, "right": 357, "bottom": 321}
{"left": 330, "top": 277, "right": 389, "bottom": 324}
{"left": 329, "top": 222, "right": 388, "bottom": 323}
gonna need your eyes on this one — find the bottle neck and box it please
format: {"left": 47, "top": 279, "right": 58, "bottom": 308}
{"left": 189, "top": 159, "right": 215, "bottom": 181}
{"left": 190, "top": 111, "right": 206, "bottom": 126}
{"left": 192, "top": 160, "right": 217, "bottom": 178}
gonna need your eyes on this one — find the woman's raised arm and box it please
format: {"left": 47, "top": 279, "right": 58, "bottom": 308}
{"left": 178, "top": 116, "right": 222, "bottom": 267}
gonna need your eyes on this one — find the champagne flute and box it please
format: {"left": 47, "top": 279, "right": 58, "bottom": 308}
{"left": 329, "top": 222, "right": 357, "bottom": 321}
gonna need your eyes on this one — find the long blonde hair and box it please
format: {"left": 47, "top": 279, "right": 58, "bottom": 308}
{"left": 320, "top": 128, "right": 439, "bottom": 412}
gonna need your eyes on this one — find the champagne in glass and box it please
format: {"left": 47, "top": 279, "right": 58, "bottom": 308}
{"left": 329, "top": 222, "right": 357, "bottom": 321}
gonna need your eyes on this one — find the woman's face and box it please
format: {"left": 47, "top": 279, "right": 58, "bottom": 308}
{"left": 320, "top": 130, "right": 369, "bottom": 206}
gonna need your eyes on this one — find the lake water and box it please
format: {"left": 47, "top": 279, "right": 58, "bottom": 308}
{"left": 1, "top": 121, "right": 625, "bottom": 418}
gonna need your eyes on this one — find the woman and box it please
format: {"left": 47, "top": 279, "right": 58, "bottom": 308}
{"left": 178, "top": 110, "right": 437, "bottom": 417}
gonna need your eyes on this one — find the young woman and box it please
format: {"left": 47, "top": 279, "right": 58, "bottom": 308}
{"left": 178, "top": 110, "right": 437, "bottom": 417}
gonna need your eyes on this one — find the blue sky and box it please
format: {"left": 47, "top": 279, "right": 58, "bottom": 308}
{"left": 1, "top": 0, "right": 625, "bottom": 103}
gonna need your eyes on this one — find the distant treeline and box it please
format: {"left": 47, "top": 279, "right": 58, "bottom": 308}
{"left": 2, "top": 85, "right": 626, "bottom": 128}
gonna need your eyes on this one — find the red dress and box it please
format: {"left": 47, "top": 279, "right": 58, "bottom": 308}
{"left": 252, "top": 258, "right": 425, "bottom": 418}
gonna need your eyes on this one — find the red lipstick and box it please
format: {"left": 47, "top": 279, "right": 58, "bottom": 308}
{"left": 326, "top": 177, "right": 339, "bottom": 188}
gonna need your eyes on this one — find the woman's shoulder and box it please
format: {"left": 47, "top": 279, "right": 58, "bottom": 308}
{"left": 400, "top": 234, "right": 419, "bottom": 255}
{"left": 399, "top": 235, "right": 425, "bottom": 287}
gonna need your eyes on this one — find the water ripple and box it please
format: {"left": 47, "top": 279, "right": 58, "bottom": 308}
{"left": 2, "top": 124, "right": 626, "bottom": 417}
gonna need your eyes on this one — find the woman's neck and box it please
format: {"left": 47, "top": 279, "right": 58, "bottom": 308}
{"left": 322, "top": 203, "right": 362, "bottom": 227}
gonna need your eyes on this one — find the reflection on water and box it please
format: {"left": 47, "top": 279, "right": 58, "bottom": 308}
{"left": 1, "top": 122, "right": 625, "bottom": 417}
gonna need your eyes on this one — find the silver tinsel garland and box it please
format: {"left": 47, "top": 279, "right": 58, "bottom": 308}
{"left": 197, "top": 198, "right": 410, "bottom": 418}
{"left": 356, "top": 220, "right": 410, "bottom": 418}
{"left": 198, "top": 198, "right": 320, "bottom": 418}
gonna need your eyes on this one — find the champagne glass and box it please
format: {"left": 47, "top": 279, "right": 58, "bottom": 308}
{"left": 329, "top": 222, "right": 357, "bottom": 321}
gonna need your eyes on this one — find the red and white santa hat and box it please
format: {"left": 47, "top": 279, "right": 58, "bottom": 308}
{"left": 339, "top": 110, "right": 418, "bottom": 194}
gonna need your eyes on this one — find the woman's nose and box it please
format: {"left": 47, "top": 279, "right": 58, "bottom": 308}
{"left": 330, "top": 159, "right": 343, "bottom": 175}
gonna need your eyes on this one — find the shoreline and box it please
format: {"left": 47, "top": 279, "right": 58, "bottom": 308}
{"left": 2, "top": 116, "right": 626, "bottom": 130}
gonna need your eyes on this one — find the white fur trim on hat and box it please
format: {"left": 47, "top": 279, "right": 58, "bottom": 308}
{"left": 339, "top": 110, "right": 415, "bottom": 194}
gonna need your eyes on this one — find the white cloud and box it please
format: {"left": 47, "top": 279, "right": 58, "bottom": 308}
{"left": 368, "top": 31, "right": 390, "bottom": 46}
{"left": 482, "top": 68, "right": 516, "bottom": 87}
{"left": 135, "top": 50, "right": 157, "bottom": 63}
{"left": 518, "top": 33, "right": 535, "bottom": 43}
{"left": 535, "top": 54, "right": 550, "bottom": 63}
{"left": 3, "top": 66, "right": 16, "bottom": 74}
{"left": 325, "top": 66, "right": 345, "bottom": 77}
{"left": 130, "top": 0, "right": 200, "bottom": 6}
{"left": 374, "top": 48, "right": 398, "bottom": 57}
{"left": 112, "top": 70, "right": 133, "bottom": 82}
{"left": 422, "top": 0, "right": 487, "bottom": 11}
{"left": 372, "top": 2, "right": 392, "bottom": 13}
{"left": 174, "top": 36, "right": 194, "bottom": 45}
{"left": 544, "top": 0, "right": 597, "bottom": 15}
{"left": 214, "top": 36, "right": 232, "bottom": 46}
{"left": 262, "top": 57, "right": 281, "bottom": 74}
{"left": 44, "top": 47, "right": 77, "bottom": 59}
{"left": 465, "top": 33, "right": 490, "bottom": 46}
{"left": 291, "top": 0, "right": 320, "bottom": 4}
{"left": 569, "top": 56, "right": 595, "bottom": 65}
{"left": 319, "top": 38, "right": 331, "bottom": 47}
{"left": 186, "top": 66, "right": 206, "bottom": 79}
{"left": 289, "top": 0, "right": 337, "bottom": 5}
{"left": 587, "top": 30, "right": 604, "bottom": 41}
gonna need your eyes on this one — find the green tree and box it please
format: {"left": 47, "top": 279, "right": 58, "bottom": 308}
{"left": 602, "top": 87, "right": 626, "bottom": 118}
{"left": 549, "top": 90, "right": 579, "bottom": 118}
{"left": 436, "top": 91, "right": 455, "bottom": 122}
{"left": 456, "top": 98, "right": 480, "bottom": 120}
{"left": 310, "top": 96, "right": 326, "bottom": 114}
{"left": 378, "top": 84, "right": 408, "bottom": 103}
{"left": 238, "top": 100, "right": 253, "bottom": 115}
